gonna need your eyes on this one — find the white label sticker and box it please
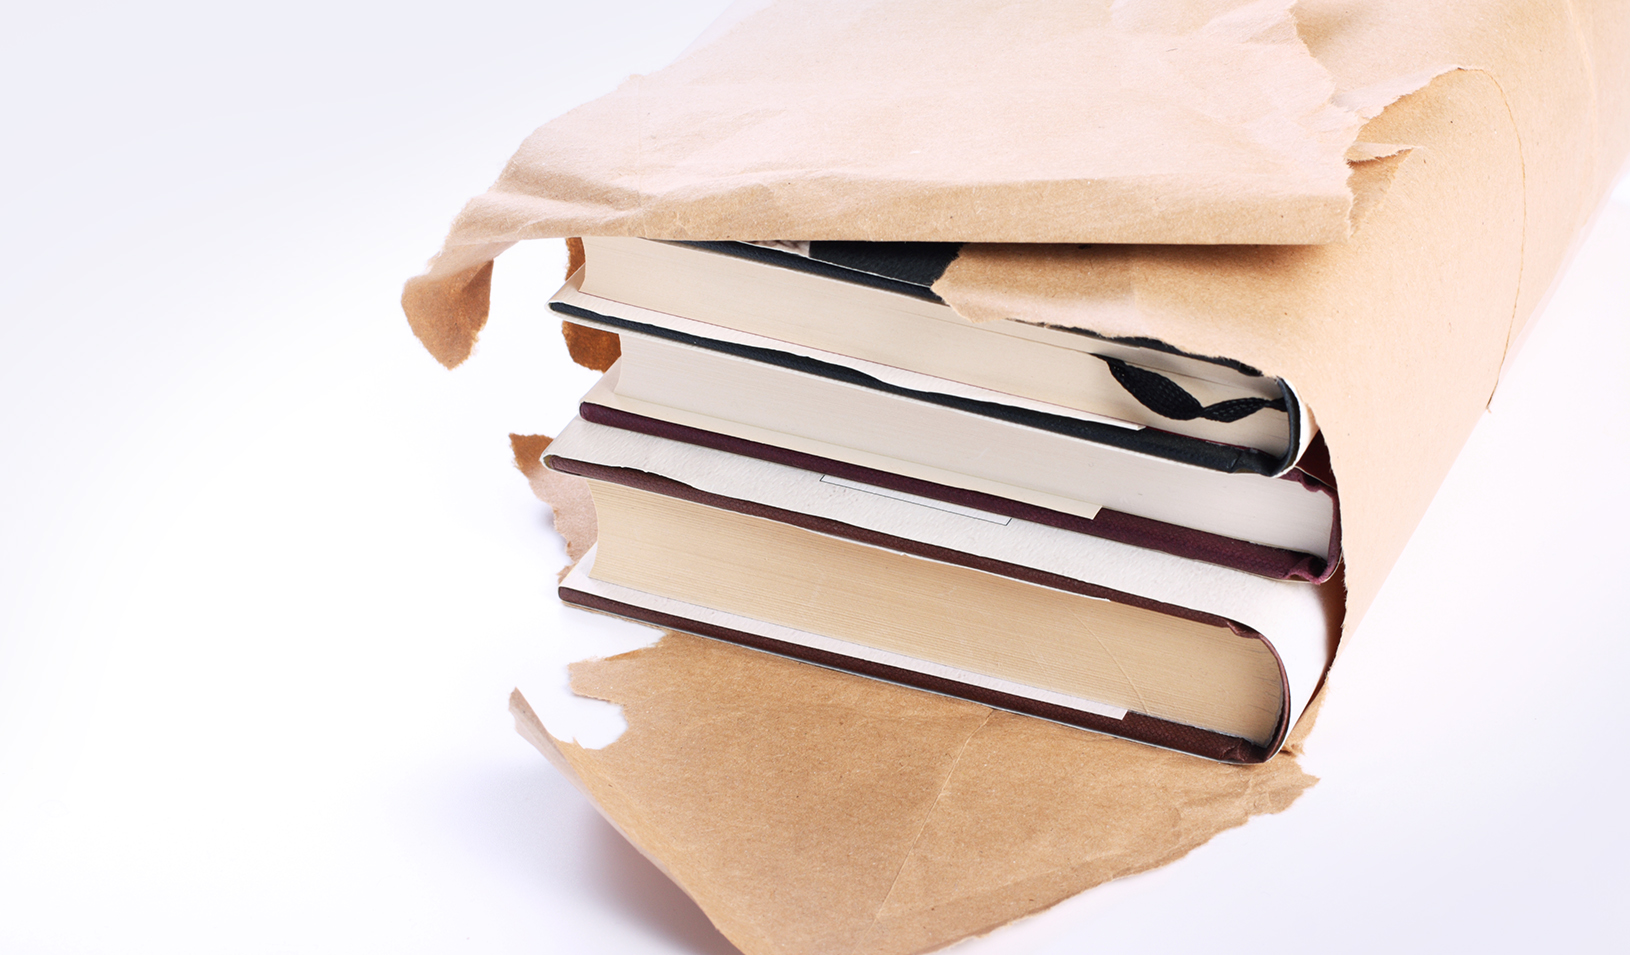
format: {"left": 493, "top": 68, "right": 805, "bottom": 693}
{"left": 819, "top": 475, "right": 1012, "bottom": 525}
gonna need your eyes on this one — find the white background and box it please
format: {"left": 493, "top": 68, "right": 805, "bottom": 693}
{"left": 2, "top": 2, "right": 1627, "bottom": 952}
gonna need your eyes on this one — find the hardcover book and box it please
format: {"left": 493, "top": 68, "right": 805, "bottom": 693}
{"left": 577, "top": 355, "right": 1341, "bottom": 572}
{"left": 546, "top": 416, "right": 1335, "bottom": 763}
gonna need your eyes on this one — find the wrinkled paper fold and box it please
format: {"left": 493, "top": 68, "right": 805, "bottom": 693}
{"left": 510, "top": 646, "right": 1314, "bottom": 955}
{"left": 407, "top": 0, "right": 1473, "bottom": 369}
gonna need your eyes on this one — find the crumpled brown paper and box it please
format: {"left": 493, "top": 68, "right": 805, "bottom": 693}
{"left": 406, "top": 0, "right": 1454, "bottom": 370}
{"left": 451, "top": 0, "right": 1370, "bottom": 244}
{"left": 414, "top": 2, "right": 1630, "bottom": 952}
{"left": 511, "top": 645, "right": 1312, "bottom": 955}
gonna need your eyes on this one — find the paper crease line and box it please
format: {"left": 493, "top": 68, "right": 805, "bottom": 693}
{"left": 635, "top": 74, "right": 647, "bottom": 233}
{"left": 1483, "top": 67, "right": 1530, "bottom": 408}
{"left": 857, "top": 707, "right": 996, "bottom": 951}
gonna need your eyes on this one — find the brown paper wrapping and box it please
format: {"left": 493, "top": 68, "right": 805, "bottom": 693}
{"left": 509, "top": 645, "right": 1313, "bottom": 955}
{"left": 417, "top": 2, "right": 1630, "bottom": 952}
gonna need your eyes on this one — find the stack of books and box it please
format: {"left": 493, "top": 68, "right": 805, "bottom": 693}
{"left": 543, "top": 238, "right": 1341, "bottom": 763}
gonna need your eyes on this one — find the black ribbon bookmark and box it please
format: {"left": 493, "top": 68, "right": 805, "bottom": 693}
{"left": 1096, "top": 355, "right": 1286, "bottom": 423}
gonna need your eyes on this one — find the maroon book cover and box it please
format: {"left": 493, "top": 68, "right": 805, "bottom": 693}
{"left": 577, "top": 401, "right": 1341, "bottom": 582}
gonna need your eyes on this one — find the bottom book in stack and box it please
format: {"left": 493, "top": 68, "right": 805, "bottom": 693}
{"left": 546, "top": 417, "right": 1336, "bottom": 764}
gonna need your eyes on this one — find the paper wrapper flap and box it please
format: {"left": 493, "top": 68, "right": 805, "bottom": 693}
{"left": 509, "top": 434, "right": 597, "bottom": 565}
{"left": 508, "top": 640, "right": 1314, "bottom": 955}
{"left": 404, "top": 0, "right": 1472, "bottom": 367}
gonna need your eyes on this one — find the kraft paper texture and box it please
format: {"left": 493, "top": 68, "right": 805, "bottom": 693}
{"left": 411, "top": 2, "right": 1630, "bottom": 952}
{"left": 509, "top": 657, "right": 1312, "bottom": 955}
{"left": 405, "top": 0, "right": 1456, "bottom": 370}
